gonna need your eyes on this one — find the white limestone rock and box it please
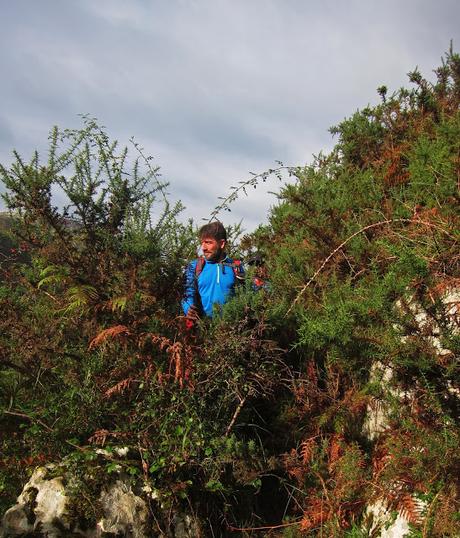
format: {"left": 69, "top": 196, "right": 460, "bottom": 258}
{"left": 365, "top": 500, "right": 411, "bottom": 537}
{"left": 364, "top": 286, "right": 460, "bottom": 441}
{"left": 1, "top": 466, "right": 70, "bottom": 537}
{"left": 97, "top": 479, "right": 149, "bottom": 537}
{"left": 0, "top": 465, "right": 152, "bottom": 538}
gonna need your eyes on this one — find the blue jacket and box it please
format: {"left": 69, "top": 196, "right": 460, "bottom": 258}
{"left": 182, "top": 256, "right": 243, "bottom": 318}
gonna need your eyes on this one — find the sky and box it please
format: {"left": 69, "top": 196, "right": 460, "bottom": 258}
{"left": 0, "top": 0, "right": 459, "bottom": 232}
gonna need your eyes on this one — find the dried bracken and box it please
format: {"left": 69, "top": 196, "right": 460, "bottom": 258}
{"left": 88, "top": 325, "right": 131, "bottom": 350}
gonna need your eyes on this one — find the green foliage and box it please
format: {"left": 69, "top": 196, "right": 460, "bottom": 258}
{"left": 0, "top": 118, "right": 286, "bottom": 531}
{"left": 2, "top": 48, "right": 460, "bottom": 536}
{"left": 255, "top": 47, "right": 460, "bottom": 535}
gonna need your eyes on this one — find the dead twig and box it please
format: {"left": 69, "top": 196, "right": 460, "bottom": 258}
{"left": 286, "top": 220, "right": 396, "bottom": 316}
{"left": 225, "top": 395, "right": 248, "bottom": 436}
{"left": 3, "top": 409, "right": 54, "bottom": 432}
{"left": 285, "top": 216, "right": 457, "bottom": 317}
{"left": 227, "top": 518, "right": 302, "bottom": 533}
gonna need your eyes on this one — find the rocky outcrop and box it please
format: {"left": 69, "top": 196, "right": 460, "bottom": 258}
{"left": 360, "top": 287, "right": 459, "bottom": 537}
{"left": 365, "top": 500, "right": 411, "bottom": 538}
{"left": 2, "top": 467, "right": 69, "bottom": 537}
{"left": 0, "top": 462, "right": 201, "bottom": 537}
{"left": 1, "top": 465, "right": 149, "bottom": 537}
{"left": 364, "top": 286, "right": 460, "bottom": 441}
{"left": 97, "top": 479, "right": 149, "bottom": 537}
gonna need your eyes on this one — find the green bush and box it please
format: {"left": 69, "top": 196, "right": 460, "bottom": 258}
{"left": 2, "top": 48, "right": 460, "bottom": 535}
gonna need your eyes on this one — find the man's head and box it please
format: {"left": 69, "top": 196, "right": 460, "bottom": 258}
{"left": 199, "top": 221, "right": 227, "bottom": 262}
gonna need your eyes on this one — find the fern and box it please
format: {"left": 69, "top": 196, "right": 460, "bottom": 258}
{"left": 88, "top": 325, "right": 131, "bottom": 350}
{"left": 61, "top": 285, "right": 98, "bottom": 315}
{"left": 109, "top": 296, "right": 128, "bottom": 312}
{"left": 37, "top": 265, "right": 68, "bottom": 289}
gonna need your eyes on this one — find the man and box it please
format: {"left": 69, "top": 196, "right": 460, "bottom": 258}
{"left": 247, "top": 253, "right": 270, "bottom": 292}
{"left": 182, "top": 221, "right": 244, "bottom": 320}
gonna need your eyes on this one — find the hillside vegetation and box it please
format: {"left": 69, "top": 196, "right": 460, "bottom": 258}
{"left": 1, "top": 49, "right": 459, "bottom": 536}
{"left": 0, "top": 213, "right": 17, "bottom": 261}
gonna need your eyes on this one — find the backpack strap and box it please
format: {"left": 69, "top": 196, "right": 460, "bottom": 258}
{"left": 193, "top": 257, "right": 206, "bottom": 315}
{"left": 231, "top": 259, "right": 245, "bottom": 281}
{"left": 194, "top": 256, "right": 206, "bottom": 278}
{"left": 196, "top": 257, "right": 244, "bottom": 281}
{"left": 220, "top": 259, "right": 244, "bottom": 282}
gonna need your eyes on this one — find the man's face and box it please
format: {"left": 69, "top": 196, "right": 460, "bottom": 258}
{"left": 201, "top": 236, "right": 226, "bottom": 262}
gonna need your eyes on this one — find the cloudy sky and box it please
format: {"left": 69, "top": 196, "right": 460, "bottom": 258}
{"left": 1, "top": 1, "right": 459, "bottom": 231}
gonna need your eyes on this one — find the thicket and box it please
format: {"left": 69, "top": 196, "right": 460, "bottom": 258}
{"left": 1, "top": 48, "right": 460, "bottom": 536}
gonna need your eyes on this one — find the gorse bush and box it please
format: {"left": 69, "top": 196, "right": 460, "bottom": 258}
{"left": 0, "top": 118, "right": 287, "bottom": 533}
{"left": 1, "top": 48, "right": 460, "bottom": 536}
{"left": 0, "top": 119, "right": 194, "bottom": 494}
{"left": 253, "top": 47, "right": 460, "bottom": 535}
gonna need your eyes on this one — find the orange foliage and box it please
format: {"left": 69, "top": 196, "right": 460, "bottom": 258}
{"left": 88, "top": 325, "right": 131, "bottom": 350}
{"left": 300, "top": 437, "right": 317, "bottom": 465}
{"left": 328, "top": 434, "right": 344, "bottom": 472}
{"left": 382, "top": 144, "right": 410, "bottom": 187}
{"left": 299, "top": 497, "right": 327, "bottom": 532}
{"left": 282, "top": 448, "right": 306, "bottom": 483}
{"left": 141, "top": 331, "right": 195, "bottom": 388}
{"left": 397, "top": 493, "right": 423, "bottom": 525}
{"left": 104, "top": 377, "right": 135, "bottom": 398}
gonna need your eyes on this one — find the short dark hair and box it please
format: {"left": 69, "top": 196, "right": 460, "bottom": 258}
{"left": 199, "top": 221, "right": 227, "bottom": 241}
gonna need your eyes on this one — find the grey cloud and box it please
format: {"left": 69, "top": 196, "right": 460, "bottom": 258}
{"left": 0, "top": 118, "right": 15, "bottom": 148}
{"left": 1, "top": 0, "right": 459, "bottom": 228}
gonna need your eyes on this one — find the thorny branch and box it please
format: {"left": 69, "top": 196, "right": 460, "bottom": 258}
{"left": 286, "top": 216, "right": 458, "bottom": 316}
{"left": 207, "top": 164, "right": 295, "bottom": 222}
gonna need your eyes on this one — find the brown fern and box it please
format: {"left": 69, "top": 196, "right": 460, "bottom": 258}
{"left": 282, "top": 449, "right": 306, "bottom": 484}
{"left": 88, "top": 428, "right": 109, "bottom": 446}
{"left": 300, "top": 437, "right": 317, "bottom": 465}
{"left": 143, "top": 362, "right": 156, "bottom": 381}
{"left": 299, "top": 497, "right": 328, "bottom": 532}
{"left": 169, "top": 342, "right": 183, "bottom": 385}
{"left": 104, "top": 376, "right": 135, "bottom": 398}
{"left": 139, "top": 332, "right": 172, "bottom": 351}
{"left": 328, "top": 434, "right": 344, "bottom": 471}
{"left": 345, "top": 388, "right": 369, "bottom": 416}
{"left": 430, "top": 277, "right": 460, "bottom": 299}
{"left": 88, "top": 325, "right": 131, "bottom": 350}
{"left": 88, "top": 428, "right": 132, "bottom": 446}
{"left": 397, "top": 493, "right": 423, "bottom": 526}
{"left": 140, "top": 332, "right": 194, "bottom": 388}
{"left": 306, "top": 359, "right": 318, "bottom": 386}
